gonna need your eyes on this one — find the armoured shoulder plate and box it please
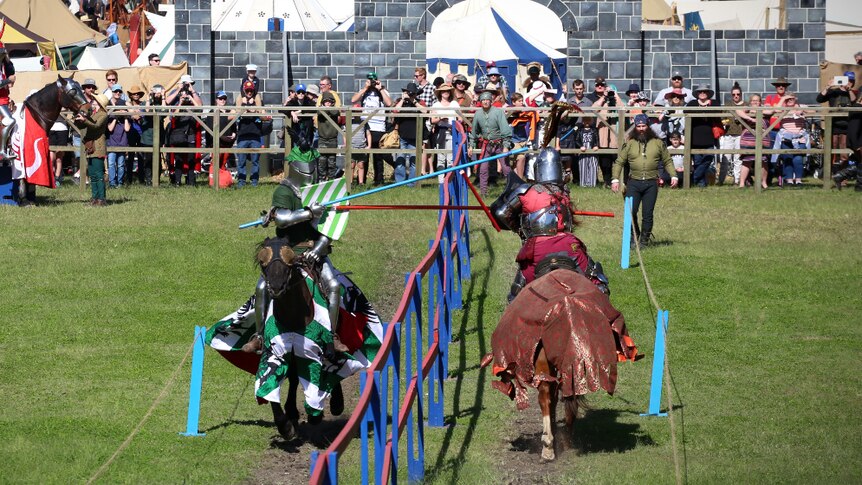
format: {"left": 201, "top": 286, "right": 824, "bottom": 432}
{"left": 490, "top": 170, "right": 531, "bottom": 232}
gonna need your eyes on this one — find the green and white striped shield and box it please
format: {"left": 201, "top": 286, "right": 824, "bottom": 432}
{"left": 301, "top": 178, "right": 349, "bottom": 240}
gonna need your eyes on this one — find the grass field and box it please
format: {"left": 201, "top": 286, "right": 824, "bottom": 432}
{"left": 1, "top": 180, "right": 860, "bottom": 484}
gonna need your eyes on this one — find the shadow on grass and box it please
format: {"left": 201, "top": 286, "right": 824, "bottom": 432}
{"left": 428, "top": 228, "right": 495, "bottom": 482}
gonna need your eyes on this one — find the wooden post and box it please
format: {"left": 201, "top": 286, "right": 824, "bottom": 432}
{"left": 344, "top": 109, "right": 352, "bottom": 193}
{"left": 212, "top": 108, "right": 220, "bottom": 190}
{"left": 822, "top": 116, "right": 833, "bottom": 190}
{"left": 152, "top": 113, "right": 161, "bottom": 187}
{"left": 683, "top": 113, "right": 692, "bottom": 189}
{"left": 415, "top": 112, "right": 423, "bottom": 185}
{"left": 754, "top": 114, "right": 763, "bottom": 194}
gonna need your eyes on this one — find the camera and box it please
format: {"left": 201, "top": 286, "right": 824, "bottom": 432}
{"left": 834, "top": 76, "right": 849, "bottom": 87}
{"left": 606, "top": 91, "right": 616, "bottom": 107}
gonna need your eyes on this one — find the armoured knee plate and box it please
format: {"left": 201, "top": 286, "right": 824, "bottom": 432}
{"left": 254, "top": 276, "right": 268, "bottom": 336}
{"left": 0, "top": 104, "right": 15, "bottom": 155}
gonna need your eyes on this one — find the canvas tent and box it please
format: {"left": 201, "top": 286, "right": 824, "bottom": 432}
{"left": 132, "top": 5, "right": 176, "bottom": 67}
{"left": 0, "top": 0, "right": 106, "bottom": 47}
{"left": 642, "top": 0, "right": 783, "bottom": 30}
{"left": 76, "top": 43, "right": 130, "bottom": 70}
{"left": 426, "top": 0, "right": 568, "bottom": 95}
{"left": 211, "top": 0, "right": 354, "bottom": 32}
{"left": 7, "top": 63, "right": 188, "bottom": 105}
{"left": 825, "top": 0, "right": 862, "bottom": 64}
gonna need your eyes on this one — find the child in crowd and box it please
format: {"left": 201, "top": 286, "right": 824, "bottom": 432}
{"left": 508, "top": 92, "right": 537, "bottom": 178}
{"left": 573, "top": 114, "right": 599, "bottom": 187}
{"left": 663, "top": 131, "right": 685, "bottom": 187}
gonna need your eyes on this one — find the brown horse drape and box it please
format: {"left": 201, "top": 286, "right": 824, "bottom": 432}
{"left": 486, "top": 270, "right": 638, "bottom": 409}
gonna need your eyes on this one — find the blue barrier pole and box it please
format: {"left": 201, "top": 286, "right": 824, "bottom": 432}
{"left": 180, "top": 326, "right": 206, "bottom": 437}
{"left": 360, "top": 372, "right": 370, "bottom": 485}
{"left": 621, "top": 196, "right": 633, "bottom": 269}
{"left": 641, "top": 310, "right": 670, "bottom": 417}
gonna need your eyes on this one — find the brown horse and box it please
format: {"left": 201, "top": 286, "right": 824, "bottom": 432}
{"left": 483, "top": 269, "right": 639, "bottom": 461}
{"left": 254, "top": 237, "right": 344, "bottom": 440}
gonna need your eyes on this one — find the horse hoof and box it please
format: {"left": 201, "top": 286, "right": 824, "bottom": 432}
{"left": 330, "top": 384, "right": 344, "bottom": 416}
{"left": 541, "top": 448, "right": 556, "bottom": 462}
{"left": 276, "top": 417, "right": 296, "bottom": 441}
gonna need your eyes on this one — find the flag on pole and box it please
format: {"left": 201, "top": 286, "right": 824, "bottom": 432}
{"left": 301, "top": 178, "right": 349, "bottom": 240}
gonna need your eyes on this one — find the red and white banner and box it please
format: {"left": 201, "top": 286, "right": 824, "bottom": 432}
{"left": 11, "top": 108, "right": 53, "bottom": 188}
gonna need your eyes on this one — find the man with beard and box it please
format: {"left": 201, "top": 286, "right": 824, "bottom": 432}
{"left": 612, "top": 114, "right": 677, "bottom": 247}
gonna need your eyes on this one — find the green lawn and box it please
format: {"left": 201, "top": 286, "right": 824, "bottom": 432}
{"left": 1, "top": 181, "right": 860, "bottom": 484}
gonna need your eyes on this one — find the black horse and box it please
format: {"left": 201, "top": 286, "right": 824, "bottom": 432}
{"left": 11, "top": 75, "right": 89, "bottom": 202}
{"left": 254, "top": 237, "right": 344, "bottom": 441}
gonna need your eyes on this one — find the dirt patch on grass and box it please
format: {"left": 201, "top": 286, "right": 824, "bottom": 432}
{"left": 244, "top": 374, "right": 361, "bottom": 484}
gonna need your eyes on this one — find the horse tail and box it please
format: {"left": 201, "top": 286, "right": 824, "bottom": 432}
{"left": 564, "top": 394, "right": 590, "bottom": 420}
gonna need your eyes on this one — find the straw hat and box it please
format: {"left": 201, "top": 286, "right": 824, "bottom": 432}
{"left": 127, "top": 85, "right": 145, "bottom": 96}
{"left": 770, "top": 76, "right": 791, "bottom": 87}
{"left": 435, "top": 82, "right": 454, "bottom": 96}
{"left": 664, "top": 88, "right": 685, "bottom": 100}
{"left": 692, "top": 83, "right": 715, "bottom": 98}
{"left": 93, "top": 93, "right": 110, "bottom": 109}
{"left": 452, "top": 74, "right": 471, "bottom": 89}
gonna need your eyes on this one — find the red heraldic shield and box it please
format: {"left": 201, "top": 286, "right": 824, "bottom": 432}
{"left": 22, "top": 107, "right": 53, "bottom": 188}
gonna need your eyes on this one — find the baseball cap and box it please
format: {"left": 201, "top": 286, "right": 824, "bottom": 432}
{"left": 844, "top": 71, "right": 856, "bottom": 80}
{"left": 246, "top": 64, "right": 258, "bottom": 71}
{"left": 215, "top": 90, "right": 228, "bottom": 98}
{"left": 111, "top": 84, "right": 123, "bottom": 92}
{"left": 671, "top": 71, "right": 683, "bottom": 80}
{"left": 367, "top": 72, "right": 378, "bottom": 80}
{"left": 180, "top": 74, "right": 195, "bottom": 84}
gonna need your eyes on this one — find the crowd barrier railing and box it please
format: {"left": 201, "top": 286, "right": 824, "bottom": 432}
{"left": 307, "top": 121, "right": 472, "bottom": 484}
{"left": 51, "top": 104, "right": 861, "bottom": 193}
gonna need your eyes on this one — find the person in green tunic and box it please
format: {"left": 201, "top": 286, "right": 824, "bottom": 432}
{"left": 611, "top": 114, "right": 677, "bottom": 247}
{"left": 242, "top": 175, "right": 348, "bottom": 357}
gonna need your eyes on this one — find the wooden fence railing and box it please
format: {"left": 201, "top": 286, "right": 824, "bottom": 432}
{"left": 52, "top": 104, "right": 861, "bottom": 193}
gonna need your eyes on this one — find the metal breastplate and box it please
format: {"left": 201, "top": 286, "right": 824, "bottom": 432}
{"left": 519, "top": 202, "right": 573, "bottom": 238}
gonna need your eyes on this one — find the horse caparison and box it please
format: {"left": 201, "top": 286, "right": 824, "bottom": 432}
{"left": 255, "top": 237, "right": 343, "bottom": 440}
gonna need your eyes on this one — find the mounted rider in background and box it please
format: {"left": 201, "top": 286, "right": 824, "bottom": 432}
{"left": 243, "top": 168, "right": 348, "bottom": 357}
{"left": 492, "top": 148, "right": 610, "bottom": 302}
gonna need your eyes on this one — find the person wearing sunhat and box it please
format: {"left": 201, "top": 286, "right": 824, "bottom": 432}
{"left": 625, "top": 83, "right": 642, "bottom": 105}
{"left": 430, "top": 83, "right": 461, "bottom": 181}
{"left": 685, "top": 83, "right": 721, "bottom": 187}
{"left": 476, "top": 65, "right": 509, "bottom": 103}
{"left": 612, "top": 113, "right": 677, "bottom": 247}
{"left": 818, "top": 71, "right": 858, "bottom": 179}
{"left": 74, "top": 93, "right": 110, "bottom": 205}
{"left": 351, "top": 72, "right": 392, "bottom": 185}
{"left": 451, "top": 74, "right": 474, "bottom": 107}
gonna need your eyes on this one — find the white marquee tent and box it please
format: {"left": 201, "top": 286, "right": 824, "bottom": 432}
{"left": 210, "top": 0, "right": 354, "bottom": 32}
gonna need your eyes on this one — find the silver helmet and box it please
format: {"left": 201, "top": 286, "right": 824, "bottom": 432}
{"left": 534, "top": 148, "right": 563, "bottom": 185}
{"left": 287, "top": 159, "right": 316, "bottom": 188}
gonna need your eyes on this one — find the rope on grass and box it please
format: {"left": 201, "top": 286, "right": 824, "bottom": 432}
{"left": 86, "top": 336, "right": 197, "bottom": 485}
{"left": 631, "top": 230, "right": 684, "bottom": 485}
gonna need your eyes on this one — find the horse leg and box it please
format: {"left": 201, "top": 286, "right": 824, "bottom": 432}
{"left": 330, "top": 381, "right": 344, "bottom": 416}
{"left": 536, "top": 346, "right": 556, "bottom": 461}
{"left": 285, "top": 359, "right": 301, "bottom": 426}
{"left": 271, "top": 400, "right": 296, "bottom": 441}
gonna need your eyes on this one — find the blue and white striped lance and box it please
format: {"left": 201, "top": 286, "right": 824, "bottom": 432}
{"left": 302, "top": 178, "right": 350, "bottom": 240}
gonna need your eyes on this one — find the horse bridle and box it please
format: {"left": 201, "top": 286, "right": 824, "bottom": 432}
{"left": 260, "top": 240, "right": 308, "bottom": 298}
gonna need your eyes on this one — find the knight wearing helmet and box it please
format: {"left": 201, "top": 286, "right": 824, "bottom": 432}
{"left": 491, "top": 147, "right": 610, "bottom": 302}
{"left": 0, "top": 41, "right": 18, "bottom": 159}
{"left": 242, "top": 175, "right": 347, "bottom": 357}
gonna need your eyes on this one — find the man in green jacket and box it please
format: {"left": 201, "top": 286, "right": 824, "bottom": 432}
{"left": 470, "top": 90, "right": 512, "bottom": 195}
{"left": 74, "top": 93, "right": 110, "bottom": 206}
{"left": 611, "top": 114, "right": 677, "bottom": 247}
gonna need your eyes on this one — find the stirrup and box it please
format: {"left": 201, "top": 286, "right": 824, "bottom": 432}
{"left": 241, "top": 334, "right": 263, "bottom": 354}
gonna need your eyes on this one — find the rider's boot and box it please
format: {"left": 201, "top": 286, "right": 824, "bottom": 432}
{"left": 242, "top": 278, "right": 267, "bottom": 354}
{"left": 638, "top": 232, "right": 653, "bottom": 248}
{"left": 507, "top": 270, "right": 527, "bottom": 304}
